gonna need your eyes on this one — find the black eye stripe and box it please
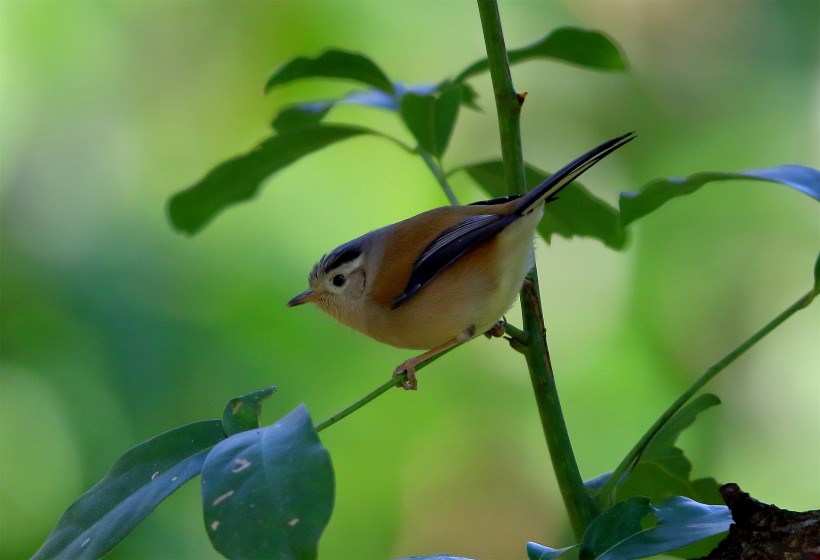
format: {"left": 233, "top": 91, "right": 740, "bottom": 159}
{"left": 324, "top": 245, "right": 362, "bottom": 274}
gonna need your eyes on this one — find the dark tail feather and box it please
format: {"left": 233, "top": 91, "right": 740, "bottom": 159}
{"left": 514, "top": 132, "right": 636, "bottom": 215}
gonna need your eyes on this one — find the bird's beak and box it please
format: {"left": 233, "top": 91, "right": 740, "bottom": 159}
{"left": 287, "top": 289, "right": 316, "bottom": 307}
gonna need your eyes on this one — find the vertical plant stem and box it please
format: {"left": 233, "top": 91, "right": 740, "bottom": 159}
{"left": 477, "top": 0, "right": 598, "bottom": 538}
{"left": 477, "top": 1, "right": 527, "bottom": 195}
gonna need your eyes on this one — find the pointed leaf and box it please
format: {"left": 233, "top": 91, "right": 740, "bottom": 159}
{"left": 813, "top": 252, "right": 820, "bottom": 294}
{"left": 400, "top": 84, "right": 463, "bottom": 158}
{"left": 527, "top": 542, "right": 580, "bottom": 560}
{"left": 168, "top": 125, "right": 371, "bottom": 234}
{"left": 616, "top": 394, "right": 722, "bottom": 505}
{"left": 201, "top": 404, "right": 334, "bottom": 560}
{"left": 460, "top": 161, "right": 626, "bottom": 249}
{"left": 265, "top": 49, "right": 394, "bottom": 94}
{"left": 33, "top": 421, "right": 226, "bottom": 560}
{"left": 222, "top": 386, "right": 277, "bottom": 437}
{"left": 593, "top": 497, "right": 731, "bottom": 560}
{"left": 619, "top": 164, "right": 820, "bottom": 227}
{"left": 456, "top": 27, "right": 627, "bottom": 82}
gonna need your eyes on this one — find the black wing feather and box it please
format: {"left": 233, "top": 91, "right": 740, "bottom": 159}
{"left": 391, "top": 213, "right": 517, "bottom": 309}
{"left": 391, "top": 132, "right": 636, "bottom": 309}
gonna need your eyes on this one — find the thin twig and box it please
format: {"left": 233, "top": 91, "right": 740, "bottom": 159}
{"left": 420, "top": 149, "right": 460, "bottom": 205}
{"left": 596, "top": 287, "right": 818, "bottom": 507}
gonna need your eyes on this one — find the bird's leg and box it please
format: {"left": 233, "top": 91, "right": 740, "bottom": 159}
{"left": 393, "top": 326, "right": 476, "bottom": 391}
{"left": 484, "top": 317, "right": 507, "bottom": 339}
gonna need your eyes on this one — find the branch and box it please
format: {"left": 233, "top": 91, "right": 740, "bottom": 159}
{"left": 477, "top": 0, "right": 598, "bottom": 538}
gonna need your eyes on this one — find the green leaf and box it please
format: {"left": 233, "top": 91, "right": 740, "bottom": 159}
{"left": 527, "top": 542, "right": 580, "bottom": 560}
{"left": 619, "top": 164, "right": 820, "bottom": 227}
{"left": 271, "top": 104, "right": 333, "bottom": 132}
{"left": 168, "top": 125, "right": 370, "bottom": 235}
{"left": 616, "top": 394, "right": 722, "bottom": 505}
{"left": 813, "top": 252, "right": 820, "bottom": 294}
{"left": 455, "top": 27, "right": 627, "bottom": 82}
{"left": 265, "top": 49, "right": 394, "bottom": 94}
{"left": 528, "top": 496, "right": 730, "bottom": 560}
{"left": 400, "top": 84, "right": 463, "bottom": 158}
{"left": 582, "top": 497, "right": 653, "bottom": 558}
{"left": 201, "top": 404, "right": 334, "bottom": 560}
{"left": 270, "top": 81, "right": 477, "bottom": 134}
{"left": 459, "top": 161, "right": 626, "bottom": 249}
{"left": 588, "top": 497, "right": 731, "bottom": 560}
{"left": 269, "top": 83, "right": 441, "bottom": 133}
{"left": 33, "top": 421, "right": 226, "bottom": 560}
{"left": 222, "top": 386, "right": 277, "bottom": 437}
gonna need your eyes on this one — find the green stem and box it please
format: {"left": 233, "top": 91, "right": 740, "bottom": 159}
{"left": 502, "top": 321, "right": 529, "bottom": 348}
{"left": 477, "top": 0, "right": 597, "bottom": 538}
{"left": 477, "top": 1, "right": 527, "bottom": 196}
{"left": 597, "top": 287, "right": 818, "bottom": 507}
{"left": 520, "top": 275, "right": 599, "bottom": 537}
{"left": 314, "top": 345, "right": 458, "bottom": 433}
{"left": 315, "top": 375, "right": 400, "bottom": 433}
{"left": 420, "top": 149, "right": 460, "bottom": 206}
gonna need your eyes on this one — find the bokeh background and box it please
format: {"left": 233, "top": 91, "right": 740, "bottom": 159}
{"left": 2, "top": 1, "right": 818, "bottom": 559}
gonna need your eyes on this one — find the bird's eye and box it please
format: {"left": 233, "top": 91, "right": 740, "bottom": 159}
{"left": 332, "top": 274, "right": 347, "bottom": 287}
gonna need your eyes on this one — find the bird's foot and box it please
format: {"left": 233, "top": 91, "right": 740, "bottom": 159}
{"left": 484, "top": 318, "right": 507, "bottom": 339}
{"left": 393, "top": 361, "right": 418, "bottom": 391}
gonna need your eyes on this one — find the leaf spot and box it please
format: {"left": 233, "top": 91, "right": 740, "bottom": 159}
{"left": 81, "top": 537, "right": 92, "bottom": 548}
{"left": 288, "top": 517, "right": 300, "bottom": 527}
{"left": 232, "top": 458, "right": 252, "bottom": 473}
{"left": 210, "top": 520, "right": 220, "bottom": 531}
{"left": 212, "top": 490, "right": 235, "bottom": 506}
{"left": 150, "top": 471, "right": 160, "bottom": 480}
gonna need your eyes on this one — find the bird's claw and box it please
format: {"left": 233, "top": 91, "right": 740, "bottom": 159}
{"left": 484, "top": 318, "right": 507, "bottom": 339}
{"left": 393, "top": 362, "right": 418, "bottom": 391}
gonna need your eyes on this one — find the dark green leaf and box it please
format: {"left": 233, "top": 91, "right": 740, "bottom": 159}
{"left": 270, "top": 83, "right": 442, "bottom": 133}
{"left": 527, "top": 542, "right": 580, "bottom": 560}
{"left": 456, "top": 82, "right": 481, "bottom": 111}
{"left": 460, "top": 161, "right": 626, "bottom": 249}
{"left": 455, "top": 27, "right": 627, "bottom": 82}
{"left": 33, "top": 421, "right": 226, "bottom": 560}
{"left": 584, "top": 472, "right": 612, "bottom": 492}
{"left": 400, "top": 84, "right": 463, "bottom": 158}
{"left": 616, "top": 394, "right": 722, "bottom": 505}
{"left": 271, "top": 104, "right": 333, "bottom": 132}
{"left": 168, "top": 126, "right": 370, "bottom": 235}
{"left": 201, "top": 404, "right": 334, "bottom": 560}
{"left": 813, "top": 252, "right": 820, "bottom": 294}
{"left": 269, "top": 82, "right": 475, "bottom": 135}
{"left": 582, "top": 497, "right": 653, "bottom": 558}
{"left": 222, "top": 386, "right": 277, "bottom": 437}
{"left": 265, "top": 49, "right": 393, "bottom": 94}
{"left": 619, "top": 165, "right": 820, "bottom": 227}
{"left": 592, "top": 497, "right": 731, "bottom": 560}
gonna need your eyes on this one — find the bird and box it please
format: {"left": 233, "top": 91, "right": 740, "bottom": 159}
{"left": 288, "top": 132, "right": 635, "bottom": 390}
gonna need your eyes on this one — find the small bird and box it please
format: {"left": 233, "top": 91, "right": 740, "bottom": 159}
{"left": 288, "top": 132, "right": 634, "bottom": 389}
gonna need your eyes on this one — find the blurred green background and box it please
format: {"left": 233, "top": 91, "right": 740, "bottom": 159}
{"left": 1, "top": 1, "right": 818, "bottom": 559}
